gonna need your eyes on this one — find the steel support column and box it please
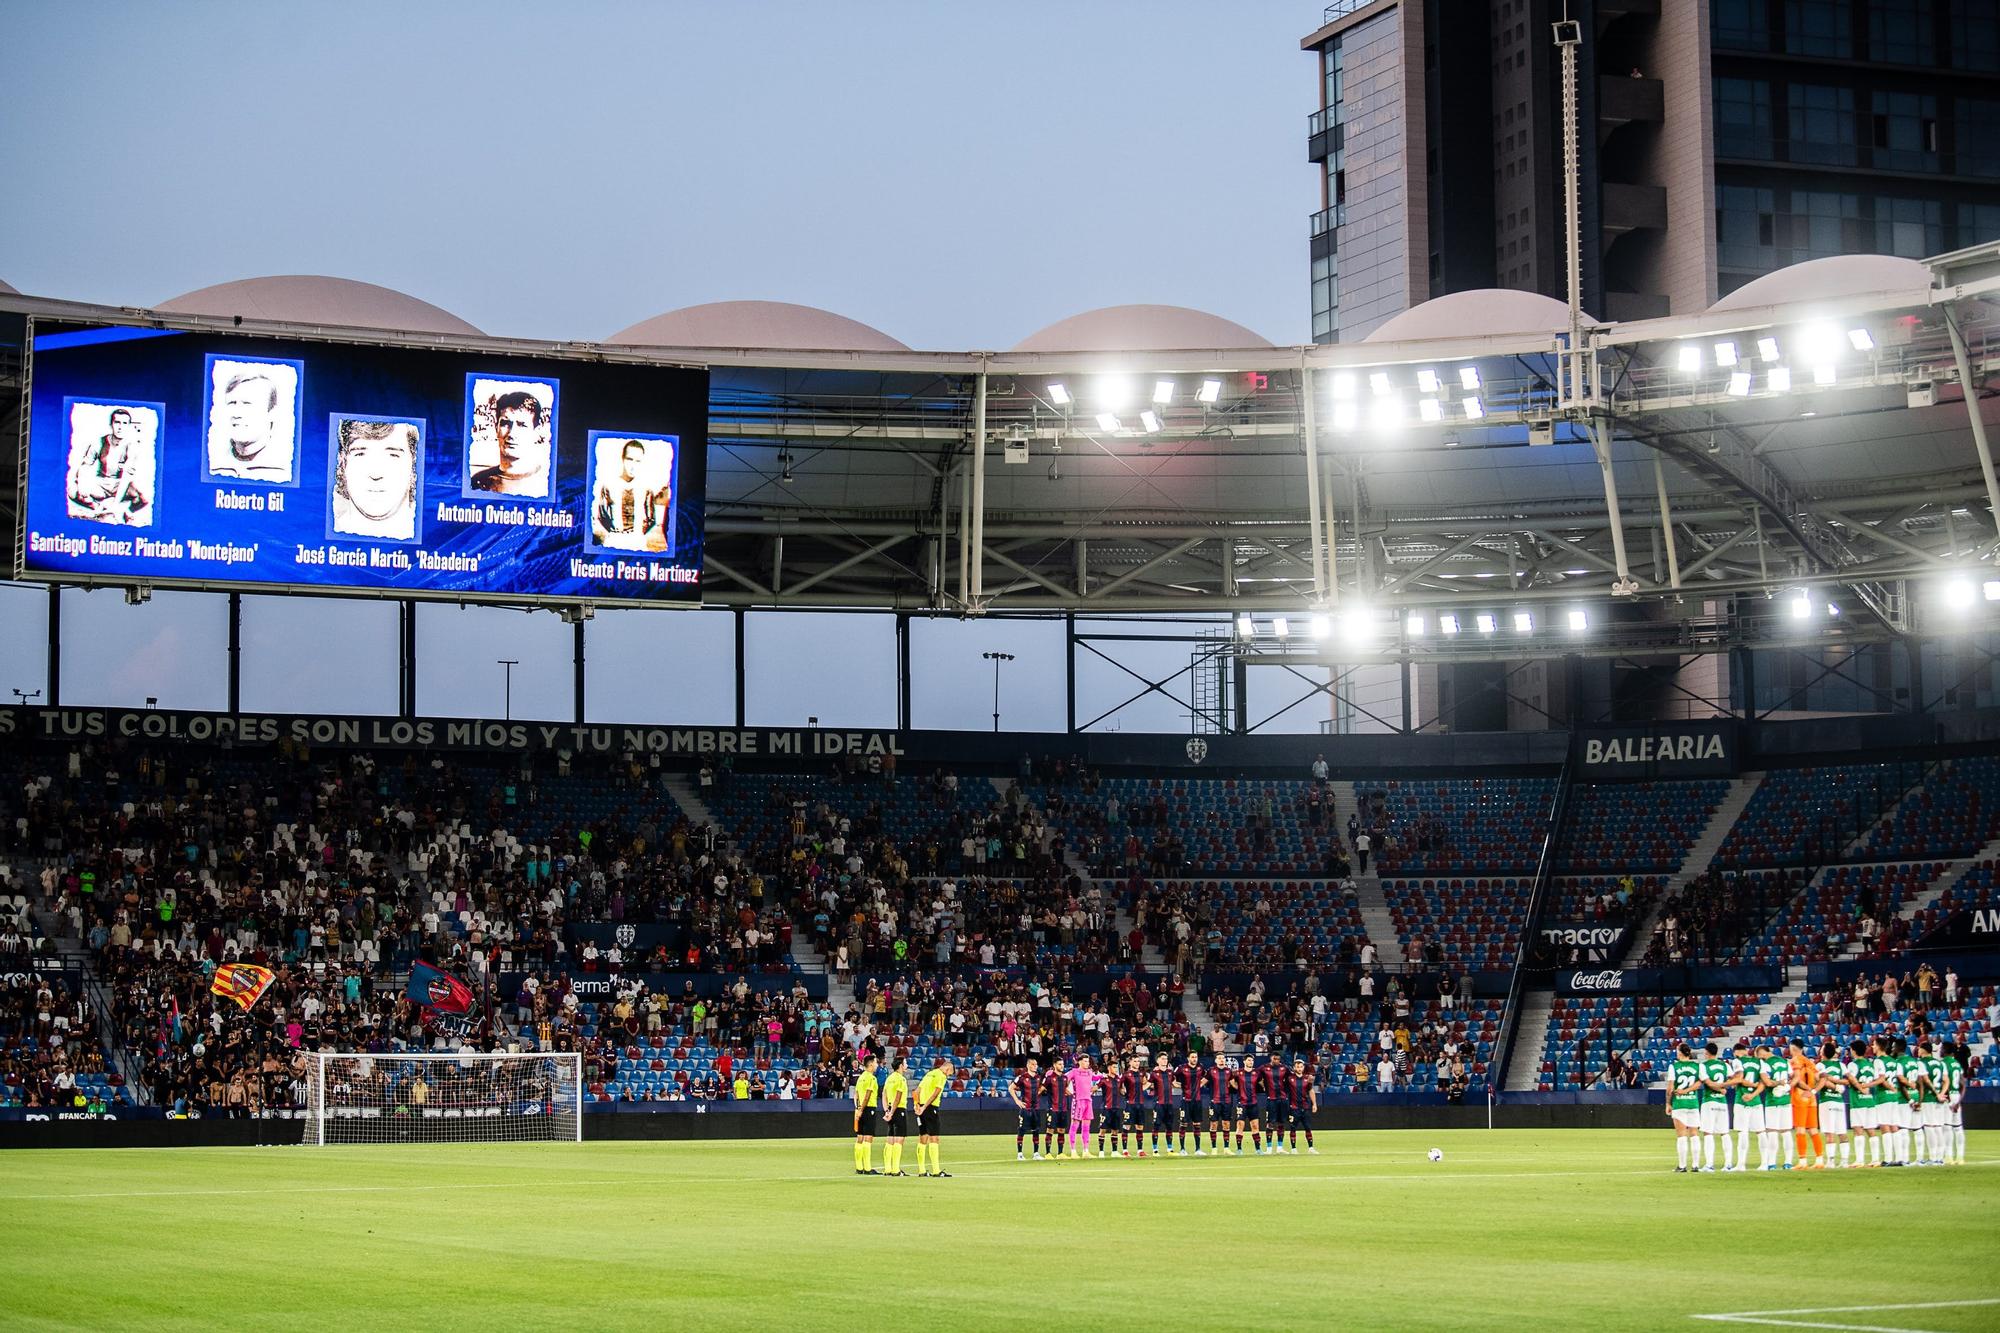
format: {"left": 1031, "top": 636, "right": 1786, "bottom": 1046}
{"left": 47, "top": 584, "right": 60, "bottom": 708}
{"left": 1065, "top": 613, "right": 1077, "bottom": 733}
{"left": 1653, "top": 456, "right": 1681, "bottom": 590}
{"left": 895, "top": 612, "right": 911, "bottom": 729}
{"left": 572, "top": 616, "right": 586, "bottom": 725}
{"left": 398, "top": 600, "right": 416, "bottom": 719}
{"left": 733, "top": 607, "right": 746, "bottom": 727}
{"left": 227, "top": 592, "right": 242, "bottom": 714}
{"left": 969, "top": 371, "right": 987, "bottom": 607}
{"left": 1945, "top": 305, "right": 2000, "bottom": 541}
{"left": 1300, "top": 363, "right": 1328, "bottom": 603}
{"left": 1593, "top": 417, "right": 1634, "bottom": 589}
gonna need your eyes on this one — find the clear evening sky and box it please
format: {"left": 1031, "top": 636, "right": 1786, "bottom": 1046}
{"left": 0, "top": 1, "right": 1336, "bottom": 735}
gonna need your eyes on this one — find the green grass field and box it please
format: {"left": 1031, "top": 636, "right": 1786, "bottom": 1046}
{"left": 2, "top": 1131, "right": 1996, "bottom": 1331}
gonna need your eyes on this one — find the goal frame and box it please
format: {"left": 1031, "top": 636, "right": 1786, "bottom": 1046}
{"left": 304, "top": 1050, "right": 584, "bottom": 1146}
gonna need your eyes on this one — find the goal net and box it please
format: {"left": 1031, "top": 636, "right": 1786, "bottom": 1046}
{"left": 303, "top": 1051, "right": 583, "bottom": 1145}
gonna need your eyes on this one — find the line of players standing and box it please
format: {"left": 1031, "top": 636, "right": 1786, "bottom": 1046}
{"left": 1010, "top": 1053, "right": 1321, "bottom": 1159}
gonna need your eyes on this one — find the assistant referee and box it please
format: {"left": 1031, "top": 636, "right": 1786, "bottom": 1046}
{"left": 852, "top": 1051, "right": 880, "bottom": 1175}
{"left": 915, "top": 1057, "right": 954, "bottom": 1178}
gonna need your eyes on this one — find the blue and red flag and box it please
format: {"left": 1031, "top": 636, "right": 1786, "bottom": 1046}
{"left": 407, "top": 961, "right": 474, "bottom": 1015}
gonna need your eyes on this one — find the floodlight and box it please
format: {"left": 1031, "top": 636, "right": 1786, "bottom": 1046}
{"left": 1827, "top": 603, "right": 1841, "bottom": 618}
{"left": 1309, "top": 613, "right": 1331, "bottom": 640}
{"left": 1370, "top": 396, "right": 1404, "bottom": 429}
{"left": 1418, "top": 398, "right": 1443, "bottom": 422}
{"left": 1369, "top": 371, "right": 1393, "bottom": 397}
{"left": 1330, "top": 372, "right": 1357, "bottom": 400}
{"left": 1945, "top": 578, "right": 1976, "bottom": 610}
{"left": 1767, "top": 366, "right": 1792, "bottom": 393}
{"left": 1236, "top": 613, "right": 1254, "bottom": 638}
{"left": 1416, "top": 368, "right": 1441, "bottom": 393}
{"left": 1095, "top": 412, "right": 1121, "bottom": 433}
{"left": 1139, "top": 410, "right": 1163, "bottom": 433}
{"left": 1813, "top": 362, "right": 1837, "bottom": 386}
{"left": 1727, "top": 371, "right": 1752, "bottom": 397}
{"left": 1462, "top": 395, "right": 1485, "bottom": 420}
{"left": 1566, "top": 608, "right": 1588, "bottom": 632}
{"left": 1272, "top": 616, "right": 1290, "bottom": 638}
{"left": 1332, "top": 402, "right": 1359, "bottom": 432}
{"left": 1406, "top": 612, "right": 1426, "bottom": 636}
{"left": 1475, "top": 612, "right": 1497, "bottom": 634}
{"left": 1197, "top": 378, "right": 1222, "bottom": 404}
{"left": 1341, "top": 606, "right": 1376, "bottom": 646}
{"left": 1847, "top": 328, "right": 1874, "bottom": 352}
{"left": 1798, "top": 323, "right": 1841, "bottom": 364}
{"left": 1714, "top": 341, "right": 1739, "bottom": 368}
{"left": 1984, "top": 580, "right": 2000, "bottom": 602}
{"left": 1757, "top": 336, "right": 1781, "bottom": 363}
{"left": 1459, "top": 366, "right": 1481, "bottom": 391}
{"left": 1512, "top": 610, "right": 1533, "bottom": 632}
{"left": 1789, "top": 593, "right": 1812, "bottom": 620}
{"left": 1047, "top": 382, "right": 1071, "bottom": 406}
{"left": 1676, "top": 345, "right": 1702, "bottom": 374}
{"left": 1153, "top": 379, "right": 1176, "bottom": 405}
{"left": 1438, "top": 613, "right": 1460, "bottom": 635}
{"left": 1096, "top": 377, "right": 1135, "bottom": 410}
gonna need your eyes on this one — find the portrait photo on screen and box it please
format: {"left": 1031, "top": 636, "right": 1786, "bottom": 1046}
{"left": 64, "top": 398, "right": 161, "bottom": 528}
{"left": 464, "top": 375, "right": 558, "bottom": 500}
{"left": 203, "top": 355, "right": 304, "bottom": 486}
{"left": 586, "top": 431, "right": 677, "bottom": 554}
{"left": 327, "top": 414, "right": 425, "bottom": 543}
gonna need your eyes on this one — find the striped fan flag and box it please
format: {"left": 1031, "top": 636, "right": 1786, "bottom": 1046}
{"left": 210, "top": 963, "right": 277, "bottom": 1011}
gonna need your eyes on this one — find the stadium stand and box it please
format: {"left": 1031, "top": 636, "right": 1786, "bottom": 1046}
{"left": 1558, "top": 781, "right": 1729, "bottom": 875}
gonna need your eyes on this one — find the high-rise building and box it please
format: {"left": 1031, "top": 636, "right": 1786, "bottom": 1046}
{"left": 1303, "top": 0, "right": 2000, "bottom": 342}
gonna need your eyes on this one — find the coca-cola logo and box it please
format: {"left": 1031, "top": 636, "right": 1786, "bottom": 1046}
{"left": 1566, "top": 970, "right": 1625, "bottom": 991}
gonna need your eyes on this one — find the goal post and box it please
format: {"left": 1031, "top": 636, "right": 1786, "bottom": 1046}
{"left": 303, "top": 1051, "right": 584, "bottom": 1146}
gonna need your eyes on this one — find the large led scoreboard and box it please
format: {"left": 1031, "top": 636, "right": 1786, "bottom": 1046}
{"left": 13, "top": 317, "right": 708, "bottom": 605}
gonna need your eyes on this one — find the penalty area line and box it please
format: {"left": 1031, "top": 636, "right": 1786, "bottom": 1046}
{"left": 1690, "top": 1297, "right": 2000, "bottom": 1332}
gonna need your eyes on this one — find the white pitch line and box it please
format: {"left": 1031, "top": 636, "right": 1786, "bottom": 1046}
{"left": 1691, "top": 1297, "right": 2000, "bottom": 1332}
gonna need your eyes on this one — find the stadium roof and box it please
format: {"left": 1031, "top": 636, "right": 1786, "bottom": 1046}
{"left": 0, "top": 277, "right": 15, "bottom": 295}
{"left": 6, "top": 249, "right": 1999, "bottom": 641}
{"left": 1364, "top": 289, "right": 1588, "bottom": 343}
{"left": 153, "top": 276, "right": 483, "bottom": 336}
{"left": 1011, "top": 305, "right": 1273, "bottom": 352}
{"left": 607, "top": 300, "right": 908, "bottom": 351}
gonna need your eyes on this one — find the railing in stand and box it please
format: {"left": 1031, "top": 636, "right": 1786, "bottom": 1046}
{"left": 1490, "top": 755, "right": 1574, "bottom": 1111}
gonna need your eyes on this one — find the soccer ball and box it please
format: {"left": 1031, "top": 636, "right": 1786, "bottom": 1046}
{"left": 1427, "top": 1148, "right": 1444, "bottom": 1162}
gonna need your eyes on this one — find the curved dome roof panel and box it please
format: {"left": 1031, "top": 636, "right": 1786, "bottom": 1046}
{"left": 155, "top": 276, "right": 483, "bottom": 335}
{"left": 1011, "top": 304, "right": 1273, "bottom": 352}
{"left": 607, "top": 300, "right": 908, "bottom": 350}
{"left": 1363, "top": 288, "right": 1589, "bottom": 343}
{"left": 1708, "top": 255, "right": 1931, "bottom": 315}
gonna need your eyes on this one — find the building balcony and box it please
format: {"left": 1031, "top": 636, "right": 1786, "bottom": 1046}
{"left": 1308, "top": 108, "right": 1343, "bottom": 163}
{"left": 1598, "top": 75, "right": 1663, "bottom": 137}
{"left": 1310, "top": 205, "right": 1346, "bottom": 239}
{"left": 1601, "top": 182, "right": 1667, "bottom": 236}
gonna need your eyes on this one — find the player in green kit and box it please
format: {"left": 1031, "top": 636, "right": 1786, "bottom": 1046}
{"left": 1667, "top": 1043, "right": 1703, "bottom": 1172}
{"left": 1815, "top": 1041, "right": 1851, "bottom": 1169}
{"left": 1944, "top": 1042, "right": 1967, "bottom": 1166}
{"left": 1917, "top": 1040, "right": 1947, "bottom": 1166}
{"left": 1698, "top": 1043, "right": 1732, "bottom": 1172}
{"left": 1727, "top": 1041, "right": 1758, "bottom": 1172}
{"left": 1875, "top": 1038, "right": 1908, "bottom": 1166}
{"left": 1853, "top": 1038, "right": 1885, "bottom": 1166}
{"left": 1761, "top": 1040, "right": 1795, "bottom": 1169}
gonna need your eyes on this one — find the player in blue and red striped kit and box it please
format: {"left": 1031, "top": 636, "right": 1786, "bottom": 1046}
{"left": 1284, "top": 1058, "right": 1320, "bottom": 1154}
{"left": 1135, "top": 1056, "right": 1165, "bottom": 1157}
{"left": 1170, "top": 1054, "right": 1200, "bottom": 1155}
{"left": 1010, "top": 1058, "right": 1045, "bottom": 1161}
{"left": 1095, "top": 1058, "right": 1124, "bottom": 1157}
{"left": 1040, "top": 1055, "right": 1068, "bottom": 1161}
{"left": 1199, "top": 1057, "right": 1226, "bottom": 1154}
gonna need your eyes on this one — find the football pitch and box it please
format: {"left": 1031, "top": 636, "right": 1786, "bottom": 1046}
{"left": 2, "top": 1130, "right": 1996, "bottom": 1331}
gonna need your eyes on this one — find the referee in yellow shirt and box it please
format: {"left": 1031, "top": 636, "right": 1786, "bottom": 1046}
{"left": 916, "top": 1057, "right": 954, "bottom": 1178}
{"left": 852, "top": 1052, "right": 881, "bottom": 1175}
{"left": 880, "top": 1057, "right": 911, "bottom": 1177}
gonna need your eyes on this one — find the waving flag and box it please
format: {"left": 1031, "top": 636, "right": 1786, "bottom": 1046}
{"left": 407, "top": 960, "right": 474, "bottom": 1016}
{"left": 210, "top": 963, "right": 276, "bottom": 1011}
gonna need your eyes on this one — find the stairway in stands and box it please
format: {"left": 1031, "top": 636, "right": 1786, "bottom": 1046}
{"left": 1891, "top": 834, "right": 2000, "bottom": 933}
{"left": 1721, "top": 973, "right": 1812, "bottom": 1046}
{"left": 1330, "top": 779, "right": 1404, "bottom": 965}
{"left": 1503, "top": 989, "right": 1557, "bottom": 1091}
{"left": 1618, "top": 773, "right": 1763, "bottom": 966}
{"left": 661, "top": 772, "right": 853, "bottom": 1014}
